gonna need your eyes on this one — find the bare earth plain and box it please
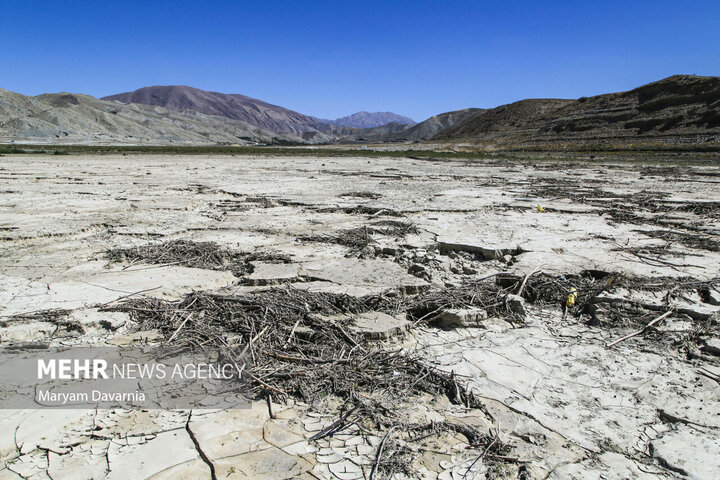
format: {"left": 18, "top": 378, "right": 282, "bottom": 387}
{"left": 1, "top": 153, "right": 719, "bottom": 480}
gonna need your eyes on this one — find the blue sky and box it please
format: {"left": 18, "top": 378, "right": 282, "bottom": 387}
{"left": 1, "top": 0, "right": 718, "bottom": 121}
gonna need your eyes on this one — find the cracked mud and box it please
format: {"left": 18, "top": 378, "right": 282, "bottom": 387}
{"left": 1, "top": 153, "right": 719, "bottom": 479}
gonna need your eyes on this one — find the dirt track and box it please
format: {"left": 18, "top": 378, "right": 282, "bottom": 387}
{"left": 1, "top": 154, "right": 719, "bottom": 479}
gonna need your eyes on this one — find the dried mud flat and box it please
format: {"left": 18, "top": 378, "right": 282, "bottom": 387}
{"left": 1, "top": 153, "right": 719, "bottom": 480}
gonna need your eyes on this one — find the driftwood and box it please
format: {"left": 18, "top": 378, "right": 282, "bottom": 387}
{"left": 102, "top": 241, "right": 719, "bottom": 477}
{"left": 369, "top": 426, "right": 396, "bottom": 480}
{"left": 606, "top": 310, "right": 674, "bottom": 347}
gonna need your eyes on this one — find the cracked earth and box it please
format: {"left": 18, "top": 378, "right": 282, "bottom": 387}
{"left": 1, "top": 153, "right": 719, "bottom": 479}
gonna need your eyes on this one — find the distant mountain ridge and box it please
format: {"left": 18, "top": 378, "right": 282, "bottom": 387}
{"left": 0, "top": 89, "right": 296, "bottom": 144}
{"left": 435, "top": 75, "right": 720, "bottom": 147}
{"left": 103, "top": 85, "right": 328, "bottom": 136}
{"left": 328, "top": 108, "right": 484, "bottom": 143}
{"left": 325, "top": 111, "right": 415, "bottom": 128}
{"left": 3, "top": 75, "right": 718, "bottom": 148}
{"left": 103, "top": 86, "right": 415, "bottom": 134}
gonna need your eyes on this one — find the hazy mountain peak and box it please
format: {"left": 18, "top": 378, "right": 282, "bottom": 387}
{"left": 327, "top": 111, "right": 415, "bottom": 128}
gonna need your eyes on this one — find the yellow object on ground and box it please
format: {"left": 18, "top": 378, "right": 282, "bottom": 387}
{"left": 537, "top": 205, "right": 545, "bottom": 212}
{"left": 566, "top": 288, "right": 577, "bottom": 307}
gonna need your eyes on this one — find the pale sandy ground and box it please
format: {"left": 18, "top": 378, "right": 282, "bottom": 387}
{"left": 0, "top": 154, "right": 719, "bottom": 479}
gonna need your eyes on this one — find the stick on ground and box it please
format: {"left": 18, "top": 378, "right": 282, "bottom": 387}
{"left": 606, "top": 310, "right": 674, "bottom": 348}
{"left": 369, "top": 426, "right": 397, "bottom": 480}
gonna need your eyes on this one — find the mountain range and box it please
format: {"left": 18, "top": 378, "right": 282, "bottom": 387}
{"left": 103, "top": 86, "right": 329, "bottom": 136}
{"left": 322, "top": 111, "right": 415, "bottom": 128}
{"left": 0, "top": 88, "right": 288, "bottom": 145}
{"left": 435, "top": 75, "right": 720, "bottom": 148}
{"left": 103, "top": 86, "right": 415, "bottom": 132}
{"left": 2, "top": 75, "right": 719, "bottom": 148}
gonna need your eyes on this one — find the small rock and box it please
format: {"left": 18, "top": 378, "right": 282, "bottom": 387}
{"left": 702, "top": 337, "right": 720, "bottom": 356}
{"left": 438, "top": 239, "right": 519, "bottom": 260}
{"left": 677, "top": 304, "right": 716, "bottom": 321}
{"left": 348, "top": 312, "right": 411, "bottom": 340}
{"left": 705, "top": 288, "right": 720, "bottom": 306}
{"left": 432, "top": 308, "right": 488, "bottom": 328}
{"left": 409, "top": 264, "right": 426, "bottom": 274}
{"left": 293, "top": 326, "right": 314, "bottom": 341}
{"left": 462, "top": 266, "right": 478, "bottom": 275}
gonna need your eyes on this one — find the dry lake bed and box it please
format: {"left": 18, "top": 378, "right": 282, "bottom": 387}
{"left": 1, "top": 153, "right": 719, "bottom": 479}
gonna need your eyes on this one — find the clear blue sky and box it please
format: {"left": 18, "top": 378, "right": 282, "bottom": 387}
{"left": 1, "top": 0, "right": 718, "bottom": 121}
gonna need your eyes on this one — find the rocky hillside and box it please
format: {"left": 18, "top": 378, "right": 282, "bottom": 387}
{"left": 331, "top": 108, "right": 485, "bottom": 143}
{"left": 326, "top": 111, "right": 415, "bottom": 128}
{"left": 395, "top": 108, "right": 486, "bottom": 142}
{"left": 3, "top": 75, "right": 718, "bottom": 148}
{"left": 103, "top": 85, "right": 328, "bottom": 136}
{"left": 436, "top": 75, "right": 720, "bottom": 147}
{"left": 0, "top": 89, "right": 295, "bottom": 144}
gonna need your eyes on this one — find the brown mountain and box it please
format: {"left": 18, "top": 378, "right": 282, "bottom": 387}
{"left": 435, "top": 75, "right": 720, "bottom": 147}
{"left": 395, "top": 108, "right": 486, "bottom": 141}
{"left": 329, "top": 108, "right": 485, "bottom": 143}
{"left": 103, "top": 85, "right": 329, "bottom": 136}
{"left": 5, "top": 75, "right": 719, "bottom": 148}
{"left": 0, "top": 89, "right": 294, "bottom": 144}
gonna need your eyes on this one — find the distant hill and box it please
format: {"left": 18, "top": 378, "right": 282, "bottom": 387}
{"left": 330, "top": 108, "right": 485, "bottom": 143}
{"left": 326, "top": 111, "right": 415, "bottom": 128}
{"left": 395, "top": 108, "right": 485, "bottom": 142}
{"left": 0, "top": 89, "right": 296, "bottom": 144}
{"left": 327, "top": 122, "right": 414, "bottom": 143}
{"left": 3, "top": 75, "right": 719, "bottom": 148}
{"left": 103, "top": 85, "right": 328, "bottom": 136}
{"left": 435, "top": 75, "right": 720, "bottom": 147}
